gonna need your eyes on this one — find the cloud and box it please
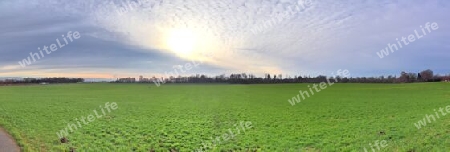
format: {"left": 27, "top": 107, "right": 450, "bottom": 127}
{"left": 0, "top": 0, "right": 449, "bottom": 77}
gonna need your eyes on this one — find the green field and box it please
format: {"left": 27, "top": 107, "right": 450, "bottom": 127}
{"left": 0, "top": 83, "right": 449, "bottom": 151}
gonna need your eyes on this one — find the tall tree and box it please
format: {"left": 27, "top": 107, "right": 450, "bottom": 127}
{"left": 420, "top": 69, "right": 434, "bottom": 82}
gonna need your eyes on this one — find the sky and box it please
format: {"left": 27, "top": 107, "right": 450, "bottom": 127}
{"left": 0, "top": 0, "right": 449, "bottom": 79}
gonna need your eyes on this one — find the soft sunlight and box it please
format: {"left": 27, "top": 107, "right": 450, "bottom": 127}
{"left": 166, "top": 28, "right": 198, "bottom": 57}
{"left": 1, "top": 1, "right": 450, "bottom": 151}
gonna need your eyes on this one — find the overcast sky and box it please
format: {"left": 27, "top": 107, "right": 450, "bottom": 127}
{"left": 0, "top": 0, "right": 449, "bottom": 78}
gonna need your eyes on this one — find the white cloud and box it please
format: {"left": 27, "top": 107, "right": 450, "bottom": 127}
{"left": 0, "top": 65, "right": 21, "bottom": 71}
{"left": 1, "top": 0, "right": 449, "bottom": 76}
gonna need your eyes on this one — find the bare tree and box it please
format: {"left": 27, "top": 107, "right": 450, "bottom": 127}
{"left": 420, "top": 69, "right": 434, "bottom": 82}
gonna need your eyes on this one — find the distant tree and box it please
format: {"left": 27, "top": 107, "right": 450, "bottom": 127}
{"left": 398, "top": 71, "right": 409, "bottom": 83}
{"left": 408, "top": 73, "right": 418, "bottom": 82}
{"left": 420, "top": 69, "right": 434, "bottom": 82}
{"left": 242, "top": 73, "right": 248, "bottom": 79}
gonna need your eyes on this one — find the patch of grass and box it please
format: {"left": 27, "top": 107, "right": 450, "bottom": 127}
{"left": 0, "top": 83, "right": 449, "bottom": 151}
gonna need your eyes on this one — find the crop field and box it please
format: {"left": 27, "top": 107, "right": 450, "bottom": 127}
{"left": 0, "top": 83, "right": 450, "bottom": 151}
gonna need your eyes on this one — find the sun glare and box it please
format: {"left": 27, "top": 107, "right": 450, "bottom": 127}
{"left": 166, "top": 29, "right": 198, "bottom": 57}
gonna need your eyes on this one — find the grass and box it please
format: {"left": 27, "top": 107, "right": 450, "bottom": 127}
{"left": 0, "top": 83, "right": 449, "bottom": 151}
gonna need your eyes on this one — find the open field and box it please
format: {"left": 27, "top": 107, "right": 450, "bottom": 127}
{"left": 0, "top": 83, "right": 450, "bottom": 151}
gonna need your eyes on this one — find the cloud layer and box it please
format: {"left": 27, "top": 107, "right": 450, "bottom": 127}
{"left": 0, "top": 0, "right": 449, "bottom": 78}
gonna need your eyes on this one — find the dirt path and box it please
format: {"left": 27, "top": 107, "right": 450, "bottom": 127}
{"left": 0, "top": 127, "right": 20, "bottom": 152}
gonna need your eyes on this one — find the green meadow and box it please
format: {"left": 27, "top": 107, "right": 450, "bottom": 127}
{"left": 0, "top": 83, "right": 449, "bottom": 151}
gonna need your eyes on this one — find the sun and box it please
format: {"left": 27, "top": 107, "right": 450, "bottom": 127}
{"left": 166, "top": 29, "right": 198, "bottom": 57}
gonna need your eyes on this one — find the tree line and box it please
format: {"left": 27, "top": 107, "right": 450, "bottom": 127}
{"left": 0, "top": 77, "right": 84, "bottom": 85}
{"left": 135, "top": 69, "right": 449, "bottom": 84}
{"left": 2, "top": 69, "right": 448, "bottom": 85}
